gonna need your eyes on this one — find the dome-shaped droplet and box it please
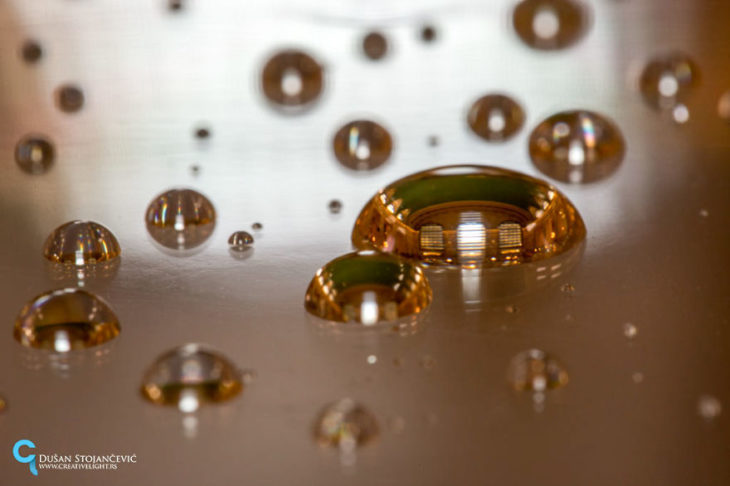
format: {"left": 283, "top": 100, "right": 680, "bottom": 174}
{"left": 362, "top": 31, "right": 388, "bottom": 60}
{"left": 55, "top": 84, "right": 85, "bottom": 113}
{"left": 140, "top": 343, "right": 243, "bottom": 411}
{"left": 313, "top": 398, "right": 379, "bottom": 449}
{"left": 14, "top": 289, "right": 120, "bottom": 352}
{"left": 528, "top": 110, "right": 625, "bottom": 183}
{"left": 145, "top": 188, "right": 216, "bottom": 250}
{"left": 513, "top": 0, "right": 590, "bottom": 50}
{"left": 640, "top": 52, "right": 698, "bottom": 111}
{"left": 228, "top": 231, "right": 254, "bottom": 251}
{"left": 304, "top": 251, "right": 432, "bottom": 325}
{"left": 351, "top": 165, "right": 585, "bottom": 267}
{"left": 467, "top": 94, "right": 525, "bottom": 142}
{"left": 261, "top": 50, "right": 324, "bottom": 110}
{"left": 333, "top": 120, "right": 393, "bottom": 171}
{"left": 507, "top": 349, "right": 568, "bottom": 391}
{"left": 328, "top": 199, "right": 343, "bottom": 214}
{"left": 15, "top": 135, "right": 55, "bottom": 174}
{"left": 42, "top": 220, "right": 121, "bottom": 265}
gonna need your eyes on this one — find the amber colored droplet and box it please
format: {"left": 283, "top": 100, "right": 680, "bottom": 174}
{"left": 15, "top": 135, "right": 55, "bottom": 174}
{"left": 333, "top": 120, "right": 393, "bottom": 171}
{"left": 140, "top": 344, "right": 243, "bottom": 411}
{"left": 195, "top": 127, "right": 211, "bottom": 139}
{"left": 168, "top": 0, "right": 183, "bottom": 11}
{"left": 55, "top": 84, "right": 85, "bottom": 113}
{"left": 718, "top": 91, "right": 730, "bottom": 122}
{"left": 21, "top": 40, "right": 42, "bottom": 63}
{"left": 228, "top": 231, "right": 254, "bottom": 251}
{"left": 304, "top": 251, "right": 432, "bottom": 325}
{"left": 362, "top": 31, "right": 388, "bottom": 60}
{"left": 313, "top": 398, "right": 379, "bottom": 449}
{"left": 43, "top": 220, "right": 121, "bottom": 265}
{"left": 0, "top": 396, "right": 6, "bottom": 412}
{"left": 513, "top": 0, "right": 589, "bottom": 50}
{"left": 639, "top": 52, "right": 698, "bottom": 111}
{"left": 528, "top": 110, "right": 625, "bottom": 183}
{"left": 14, "top": 288, "right": 120, "bottom": 351}
{"left": 145, "top": 188, "right": 216, "bottom": 250}
{"left": 467, "top": 94, "right": 525, "bottom": 142}
{"left": 251, "top": 222, "right": 263, "bottom": 231}
{"left": 351, "top": 165, "right": 585, "bottom": 268}
{"left": 420, "top": 25, "right": 437, "bottom": 43}
{"left": 507, "top": 349, "right": 569, "bottom": 391}
{"left": 328, "top": 199, "right": 343, "bottom": 214}
{"left": 261, "top": 50, "right": 324, "bottom": 109}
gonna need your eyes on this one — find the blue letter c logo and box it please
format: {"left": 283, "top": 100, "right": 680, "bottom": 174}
{"left": 13, "top": 439, "right": 38, "bottom": 476}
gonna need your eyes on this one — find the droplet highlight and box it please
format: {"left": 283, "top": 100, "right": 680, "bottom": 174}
{"left": 261, "top": 50, "right": 324, "bottom": 110}
{"left": 640, "top": 53, "right": 698, "bottom": 111}
{"left": 467, "top": 94, "right": 525, "bottom": 142}
{"left": 43, "top": 220, "right": 121, "bottom": 265}
{"left": 145, "top": 188, "right": 216, "bottom": 250}
{"left": 14, "top": 288, "right": 120, "bottom": 351}
{"left": 333, "top": 120, "right": 393, "bottom": 171}
{"left": 513, "top": 0, "right": 589, "bottom": 50}
{"left": 314, "top": 398, "right": 379, "bottom": 449}
{"left": 228, "top": 231, "right": 254, "bottom": 251}
{"left": 15, "top": 135, "right": 55, "bottom": 174}
{"left": 507, "top": 349, "right": 568, "bottom": 391}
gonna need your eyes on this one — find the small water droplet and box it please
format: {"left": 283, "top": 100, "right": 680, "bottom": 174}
{"left": 145, "top": 189, "right": 216, "bottom": 250}
{"left": 43, "top": 221, "right": 121, "bottom": 265}
{"left": 190, "top": 164, "right": 201, "bottom": 176}
{"left": 140, "top": 343, "right": 244, "bottom": 411}
{"left": 228, "top": 231, "right": 254, "bottom": 251}
{"left": 513, "top": 0, "right": 589, "bottom": 50}
{"left": 699, "top": 209, "right": 709, "bottom": 218}
{"left": 21, "top": 40, "right": 42, "bottom": 64}
{"left": 314, "top": 398, "right": 378, "bottom": 449}
{"left": 333, "top": 120, "right": 393, "bottom": 171}
{"left": 14, "top": 289, "right": 120, "bottom": 351}
{"left": 697, "top": 395, "right": 722, "bottom": 420}
{"left": 507, "top": 349, "right": 569, "bottom": 391}
{"left": 420, "top": 355, "right": 435, "bottom": 370}
{"left": 623, "top": 322, "right": 637, "bottom": 339}
{"left": 640, "top": 53, "right": 698, "bottom": 111}
{"left": 362, "top": 31, "right": 388, "bottom": 60}
{"left": 328, "top": 199, "right": 343, "bottom": 214}
{"left": 168, "top": 0, "right": 183, "bottom": 11}
{"left": 194, "top": 126, "right": 211, "bottom": 139}
{"left": 718, "top": 90, "right": 730, "bottom": 122}
{"left": 505, "top": 304, "right": 519, "bottom": 314}
{"left": 261, "top": 50, "right": 323, "bottom": 110}
{"left": 55, "top": 84, "right": 85, "bottom": 113}
{"left": 420, "top": 24, "right": 437, "bottom": 43}
{"left": 560, "top": 283, "right": 575, "bottom": 293}
{"left": 304, "top": 251, "right": 432, "bottom": 326}
{"left": 251, "top": 222, "right": 263, "bottom": 231}
{"left": 15, "top": 135, "right": 55, "bottom": 174}
{"left": 467, "top": 94, "right": 525, "bottom": 142}
{"left": 352, "top": 165, "right": 586, "bottom": 267}
{"left": 631, "top": 372, "right": 644, "bottom": 384}
{"left": 393, "top": 357, "right": 404, "bottom": 367}
{"left": 427, "top": 135, "right": 440, "bottom": 147}
{"left": 529, "top": 110, "right": 625, "bottom": 183}
{"left": 366, "top": 354, "right": 377, "bottom": 365}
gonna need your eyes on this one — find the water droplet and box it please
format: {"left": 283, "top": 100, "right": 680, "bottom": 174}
{"left": 314, "top": 398, "right": 379, "bottom": 450}
{"left": 251, "top": 222, "right": 263, "bottom": 231}
{"left": 420, "top": 24, "right": 437, "bottom": 43}
{"left": 393, "top": 357, "right": 404, "bottom": 367}
{"left": 14, "top": 288, "right": 120, "bottom": 352}
{"left": 427, "top": 135, "right": 440, "bottom": 147}
{"left": 366, "top": 355, "right": 377, "bottom": 365}
{"left": 513, "top": 0, "right": 589, "bottom": 50}
{"left": 43, "top": 221, "right": 121, "bottom": 265}
{"left": 467, "top": 94, "right": 525, "bottom": 142}
{"left": 560, "top": 283, "right": 575, "bottom": 293}
{"left": 507, "top": 349, "right": 568, "bottom": 391}
{"left": 333, "top": 120, "right": 393, "bottom": 171}
{"left": 697, "top": 395, "right": 722, "bottom": 420}
{"left": 145, "top": 188, "right": 216, "bottom": 250}
{"left": 631, "top": 372, "right": 644, "bottom": 384}
{"left": 194, "top": 126, "right": 211, "bottom": 139}
{"left": 718, "top": 91, "right": 730, "bottom": 122}
{"left": 15, "top": 135, "right": 55, "bottom": 174}
{"left": 21, "top": 40, "right": 42, "bottom": 64}
{"left": 623, "top": 322, "right": 637, "bottom": 339}
{"left": 328, "top": 199, "right": 343, "bottom": 214}
{"left": 640, "top": 53, "right": 698, "bottom": 111}
{"left": 261, "top": 50, "right": 323, "bottom": 110}
{"left": 529, "top": 110, "right": 625, "bottom": 183}
{"left": 228, "top": 231, "right": 254, "bottom": 251}
{"left": 362, "top": 31, "right": 388, "bottom": 60}
{"left": 352, "top": 165, "right": 586, "bottom": 267}
{"left": 304, "top": 251, "right": 432, "bottom": 325}
{"left": 55, "top": 84, "right": 85, "bottom": 113}
{"left": 168, "top": 0, "right": 183, "bottom": 11}
{"left": 505, "top": 304, "right": 519, "bottom": 314}
{"left": 190, "top": 164, "right": 201, "bottom": 176}
{"left": 699, "top": 209, "right": 709, "bottom": 218}
{"left": 140, "top": 343, "right": 244, "bottom": 411}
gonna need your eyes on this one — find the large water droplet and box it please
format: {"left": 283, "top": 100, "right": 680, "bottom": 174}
{"left": 333, "top": 120, "right": 393, "bottom": 171}
{"left": 145, "top": 189, "right": 216, "bottom": 250}
{"left": 261, "top": 50, "right": 323, "bottom": 110}
{"left": 507, "top": 349, "right": 568, "bottom": 391}
{"left": 529, "top": 110, "right": 625, "bottom": 183}
{"left": 362, "top": 31, "right": 388, "bottom": 60}
{"left": 43, "top": 220, "right": 121, "bottom": 265}
{"left": 14, "top": 288, "right": 120, "bottom": 352}
{"left": 15, "top": 135, "right": 55, "bottom": 174}
{"left": 228, "top": 231, "right": 254, "bottom": 251}
{"left": 640, "top": 53, "right": 698, "bottom": 111}
{"left": 55, "top": 84, "right": 85, "bottom": 113}
{"left": 467, "top": 94, "right": 525, "bottom": 142}
{"left": 513, "top": 0, "right": 589, "bottom": 50}
{"left": 304, "top": 251, "right": 432, "bottom": 326}
{"left": 352, "top": 165, "right": 585, "bottom": 267}
{"left": 313, "top": 398, "right": 379, "bottom": 449}
{"left": 140, "top": 343, "right": 244, "bottom": 411}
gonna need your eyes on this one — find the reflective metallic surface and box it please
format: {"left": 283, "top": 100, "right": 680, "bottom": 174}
{"left": 1, "top": 0, "right": 729, "bottom": 484}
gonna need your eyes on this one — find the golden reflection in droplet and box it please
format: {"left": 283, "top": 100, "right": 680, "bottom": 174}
{"left": 43, "top": 220, "right": 121, "bottom": 265}
{"left": 145, "top": 188, "right": 216, "bottom": 250}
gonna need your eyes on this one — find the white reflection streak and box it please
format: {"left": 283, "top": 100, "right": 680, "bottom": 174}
{"left": 460, "top": 268, "right": 482, "bottom": 307}
{"left": 54, "top": 330, "right": 71, "bottom": 352}
{"left": 360, "top": 291, "right": 378, "bottom": 326}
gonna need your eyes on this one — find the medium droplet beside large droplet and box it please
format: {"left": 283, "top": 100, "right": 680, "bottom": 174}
{"left": 351, "top": 165, "right": 585, "bottom": 267}
{"left": 15, "top": 135, "right": 55, "bottom": 174}
{"left": 314, "top": 398, "right": 379, "bottom": 449}
{"left": 14, "top": 288, "right": 120, "bottom": 351}
{"left": 507, "top": 349, "right": 568, "bottom": 391}
{"left": 528, "top": 110, "right": 625, "bottom": 183}
{"left": 261, "top": 50, "right": 324, "bottom": 110}
{"left": 640, "top": 52, "right": 698, "bottom": 111}
{"left": 304, "top": 251, "right": 432, "bottom": 325}
{"left": 140, "top": 344, "right": 244, "bottom": 411}
{"left": 43, "top": 221, "right": 121, "bottom": 265}
{"left": 145, "top": 188, "right": 216, "bottom": 250}
{"left": 513, "top": 0, "right": 589, "bottom": 50}
{"left": 333, "top": 120, "right": 393, "bottom": 171}
{"left": 228, "top": 231, "right": 254, "bottom": 251}
{"left": 467, "top": 94, "right": 525, "bottom": 142}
